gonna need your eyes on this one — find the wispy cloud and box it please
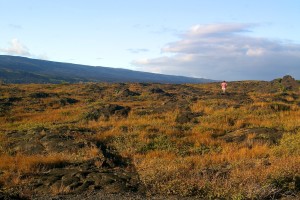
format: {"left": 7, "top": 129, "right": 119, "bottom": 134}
{"left": 133, "top": 23, "right": 300, "bottom": 80}
{"left": 8, "top": 24, "right": 23, "bottom": 30}
{"left": 127, "top": 48, "right": 149, "bottom": 54}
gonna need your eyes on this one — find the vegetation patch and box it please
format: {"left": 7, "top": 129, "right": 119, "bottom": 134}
{"left": 0, "top": 78, "right": 299, "bottom": 199}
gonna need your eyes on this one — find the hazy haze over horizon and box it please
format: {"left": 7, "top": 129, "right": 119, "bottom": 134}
{"left": 0, "top": 0, "right": 300, "bottom": 81}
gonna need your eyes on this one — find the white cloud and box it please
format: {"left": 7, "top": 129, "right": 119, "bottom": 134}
{"left": 188, "top": 23, "right": 251, "bottom": 37}
{"left": 0, "top": 38, "right": 31, "bottom": 56}
{"left": 246, "top": 48, "right": 265, "bottom": 56}
{"left": 0, "top": 38, "right": 48, "bottom": 60}
{"left": 133, "top": 23, "right": 300, "bottom": 80}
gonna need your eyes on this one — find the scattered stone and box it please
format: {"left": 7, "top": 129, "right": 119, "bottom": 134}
{"left": 220, "top": 127, "right": 283, "bottom": 146}
{"left": 149, "top": 88, "right": 165, "bottom": 94}
{"left": 83, "top": 104, "right": 131, "bottom": 121}
{"left": 148, "top": 88, "right": 173, "bottom": 99}
{"left": 1, "top": 79, "right": 299, "bottom": 199}
{"left": 119, "top": 89, "right": 140, "bottom": 97}
{"left": 0, "top": 97, "right": 20, "bottom": 116}
{"left": 59, "top": 98, "right": 79, "bottom": 106}
{"left": 1, "top": 128, "right": 142, "bottom": 197}
{"left": 175, "top": 111, "right": 203, "bottom": 124}
{"left": 269, "top": 103, "right": 291, "bottom": 111}
{"left": 29, "top": 92, "right": 52, "bottom": 98}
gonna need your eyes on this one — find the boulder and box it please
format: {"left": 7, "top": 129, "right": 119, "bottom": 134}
{"left": 119, "top": 89, "right": 140, "bottom": 97}
{"left": 83, "top": 104, "right": 131, "bottom": 121}
{"left": 281, "top": 75, "right": 300, "bottom": 91}
{"left": 175, "top": 111, "right": 203, "bottom": 124}
{"left": 219, "top": 127, "right": 283, "bottom": 146}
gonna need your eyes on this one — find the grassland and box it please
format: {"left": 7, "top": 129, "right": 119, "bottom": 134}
{"left": 0, "top": 76, "right": 299, "bottom": 199}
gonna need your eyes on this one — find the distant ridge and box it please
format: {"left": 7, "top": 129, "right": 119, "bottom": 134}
{"left": 0, "top": 55, "right": 215, "bottom": 84}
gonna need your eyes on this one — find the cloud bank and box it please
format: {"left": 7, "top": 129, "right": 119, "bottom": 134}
{"left": 133, "top": 23, "right": 300, "bottom": 80}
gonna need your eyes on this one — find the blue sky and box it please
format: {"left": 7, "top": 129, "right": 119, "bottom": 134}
{"left": 0, "top": 0, "right": 300, "bottom": 80}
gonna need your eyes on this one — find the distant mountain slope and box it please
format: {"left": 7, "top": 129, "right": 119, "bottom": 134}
{"left": 0, "top": 55, "right": 215, "bottom": 84}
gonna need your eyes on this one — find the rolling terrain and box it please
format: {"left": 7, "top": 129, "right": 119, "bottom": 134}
{"left": 0, "top": 75, "right": 299, "bottom": 199}
{"left": 0, "top": 55, "right": 214, "bottom": 84}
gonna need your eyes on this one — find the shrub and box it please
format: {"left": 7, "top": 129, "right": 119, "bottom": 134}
{"left": 272, "top": 132, "right": 300, "bottom": 156}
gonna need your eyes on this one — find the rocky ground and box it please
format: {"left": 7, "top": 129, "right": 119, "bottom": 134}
{"left": 0, "top": 127, "right": 144, "bottom": 199}
{"left": 0, "top": 75, "right": 299, "bottom": 199}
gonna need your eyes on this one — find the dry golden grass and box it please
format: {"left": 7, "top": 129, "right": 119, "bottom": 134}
{"left": 0, "top": 82, "right": 299, "bottom": 198}
{"left": 0, "top": 153, "right": 72, "bottom": 173}
{"left": 50, "top": 183, "right": 72, "bottom": 195}
{"left": 0, "top": 153, "right": 73, "bottom": 189}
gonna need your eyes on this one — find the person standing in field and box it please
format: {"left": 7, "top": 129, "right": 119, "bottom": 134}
{"left": 221, "top": 81, "right": 227, "bottom": 94}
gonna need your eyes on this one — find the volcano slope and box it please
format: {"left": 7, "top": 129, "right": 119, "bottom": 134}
{"left": 0, "top": 75, "right": 299, "bottom": 199}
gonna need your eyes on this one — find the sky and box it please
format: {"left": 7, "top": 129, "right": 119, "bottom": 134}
{"left": 0, "top": 0, "right": 300, "bottom": 81}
